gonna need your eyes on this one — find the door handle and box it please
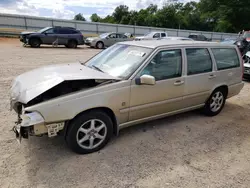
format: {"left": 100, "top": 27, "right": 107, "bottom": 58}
{"left": 228, "top": 72, "right": 233, "bottom": 76}
{"left": 208, "top": 74, "right": 216, "bottom": 79}
{"left": 174, "top": 80, "right": 184, "bottom": 86}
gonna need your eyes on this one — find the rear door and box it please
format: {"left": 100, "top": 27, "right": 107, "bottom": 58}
{"left": 182, "top": 48, "right": 216, "bottom": 107}
{"left": 57, "top": 28, "right": 72, "bottom": 45}
{"left": 116, "top": 33, "right": 125, "bottom": 42}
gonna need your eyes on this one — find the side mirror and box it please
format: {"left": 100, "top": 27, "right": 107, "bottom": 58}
{"left": 135, "top": 75, "right": 156, "bottom": 85}
{"left": 106, "top": 36, "right": 109, "bottom": 39}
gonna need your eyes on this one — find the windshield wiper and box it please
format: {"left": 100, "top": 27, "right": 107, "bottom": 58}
{"left": 92, "top": 65, "right": 104, "bottom": 73}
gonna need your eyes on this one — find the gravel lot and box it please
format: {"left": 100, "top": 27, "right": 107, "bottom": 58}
{"left": 1, "top": 38, "right": 250, "bottom": 188}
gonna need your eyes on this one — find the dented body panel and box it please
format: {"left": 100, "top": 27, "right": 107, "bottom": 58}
{"left": 25, "top": 80, "right": 131, "bottom": 124}
{"left": 10, "top": 63, "right": 119, "bottom": 104}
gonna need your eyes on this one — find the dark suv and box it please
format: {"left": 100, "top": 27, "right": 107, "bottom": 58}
{"left": 20, "top": 26, "right": 84, "bottom": 48}
{"left": 188, "top": 34, "right": 211, "bottom": 41}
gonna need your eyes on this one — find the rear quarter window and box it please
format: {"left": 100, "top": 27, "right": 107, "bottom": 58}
{"left": 211, "top": 48, "right": 240, "bottom": 70}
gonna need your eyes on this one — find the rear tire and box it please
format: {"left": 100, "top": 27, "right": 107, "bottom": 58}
{"left": 203, "top": 88, "right": 226, "bottom": 116}
{"left": 66, "top": 111, "right": 113, "bottom": 154}
{"left": 29, "top": 38, "right": 41, "bottom": 48}
{"left": 67, "top": 40, "right": 77, "bottom": 48}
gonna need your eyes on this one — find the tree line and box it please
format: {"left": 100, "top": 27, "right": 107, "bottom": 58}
{"left": 74, "top": 0, "right": 249, "bottom": 33}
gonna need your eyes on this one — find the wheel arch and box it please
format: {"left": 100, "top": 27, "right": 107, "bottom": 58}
{"left": 28, "top": 37, "right": 42, "bottom": 44}
{"left": 67, "top": 38, "right": 78, "bottom": 44}
{"left": 96, "top": 41, "right": 104, "bottom": 48}
{"left": 64, "top": 107, "right": 119, "bottom": 139}
{"left": 209, "top": 84, "right": 228, "bottom": 100}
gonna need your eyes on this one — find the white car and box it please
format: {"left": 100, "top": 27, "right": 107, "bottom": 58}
{"left": 160, "top": 37, "right": 194, "bottom": 41}
{"left": 135, "top": 31, "right": 168, "bottom": 41}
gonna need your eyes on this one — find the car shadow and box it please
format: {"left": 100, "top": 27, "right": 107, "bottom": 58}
{"left": 25, "top": 102, "right": 250, "bottom": 187}
{"left": 22, "top": 45, "right": 90, "bottom": 50}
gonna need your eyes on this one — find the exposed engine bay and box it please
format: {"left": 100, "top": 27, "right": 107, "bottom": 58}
{"left": 13, "top": 79, "right": 115, "bottom": 113}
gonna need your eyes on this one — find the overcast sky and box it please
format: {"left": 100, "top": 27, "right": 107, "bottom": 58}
{"left": 0, "top": 0, "right": 196, "bottom": 20}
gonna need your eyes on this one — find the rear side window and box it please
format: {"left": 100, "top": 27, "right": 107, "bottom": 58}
{"left": 189, "top": 35, "right": 197, "bottom": 39}
{"left": 161, "top": 33, "right": 166, "bottom": 37}
{"left": 211, "top": 48, "right": 240, "bottom": 70}
{"left": 186, "top": 48, "right": 212, "bottom": 75}
{"left": 58, "top": 28, "right": 78, "bottom": 34}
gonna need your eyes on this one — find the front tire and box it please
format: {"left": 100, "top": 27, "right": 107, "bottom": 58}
{"left": 66, "top": 111, "right": 113, "bottom": 154}
{"left": 203, "top": 89, "right": 226, "bottom": 116}
{"left": 96, "top": 41, "right": 104, "bottom": 49}
{"left": 29, "top": 38, "right": 41, "bottom": 48}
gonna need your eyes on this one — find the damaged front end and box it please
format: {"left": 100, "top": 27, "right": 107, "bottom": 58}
{"left": 12, "top": 104, "right": 65, "bottom": 142}
{"left": 11, "top": 79, "right": 115, "bottom": 142}
{"left": 10, "top": 63, "right": 119, "bottom": 142}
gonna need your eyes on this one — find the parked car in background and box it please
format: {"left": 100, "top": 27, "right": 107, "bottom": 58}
{"left": 134, "top": 31, "right": 168, "bottom": 41}
{"left": 242, "top": 31, "right": 250, "bottom": 42}
{"left": 11, "top": 40, "right": 244, "bottom": 154}
{"left": 220, "top": 36, "right": 250, "bottom": 79}
{"left": 160, "top": 36, "right": 194, "bottom": 41}
{"left": 20, "top": 26, "right": 84, "bottom": 48}
{"left": 188, "top": 34, "right": 211, "bottom": 41}
{"left": 221, "top": 38, "right": 237, "bottom": 44}
{"left": 85, "top": 32, "right": 133, "bottom": 49}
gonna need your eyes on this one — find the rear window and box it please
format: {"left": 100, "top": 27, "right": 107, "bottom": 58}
{"left": 58, "top": 28, "right": 78, "bottom": 34}
{"left": 186, "top": 48, "right": 212, "bottom": 75}
{"left": 211, "top": 48, "right": 240, "bottom": 70}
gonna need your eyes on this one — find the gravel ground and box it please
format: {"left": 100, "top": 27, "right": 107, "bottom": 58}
{"left": 1, "top": 38, "right": 250, "bottom": 188}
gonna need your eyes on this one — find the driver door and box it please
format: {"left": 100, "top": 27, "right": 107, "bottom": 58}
{"left": 129, "top": 49, "right": 185, "bottom": 121}
{"left": 105, "top": 33, "right": 117, "bottom": 47}
{"left": 41, "top": 28, "right": 57, "bottom": 44}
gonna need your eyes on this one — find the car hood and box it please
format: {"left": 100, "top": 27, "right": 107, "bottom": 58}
{"left": 10, "top": 63, "right": 119, "bottom": 104}
{"left": 20, "top": 31, "right": 36, "bottom": 35}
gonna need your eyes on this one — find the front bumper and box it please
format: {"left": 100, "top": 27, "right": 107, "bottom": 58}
{"left": 12, "top": 111, "right": 65, "bottom": 142}
{"left": 85, "top": 40, "right": 96, "bottom": 47}
{"left": 19, "top": 36, "right": 28, "bottom": 43}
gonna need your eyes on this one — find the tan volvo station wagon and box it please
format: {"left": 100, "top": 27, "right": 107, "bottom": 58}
{"left": 10, "top": 40, "right": 244, "bottom": 154}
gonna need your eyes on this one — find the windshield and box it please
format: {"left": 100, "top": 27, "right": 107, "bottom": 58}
{"left": 144, "top": 32, "right": 152, "bottom": 36}
{"left": 85, "top": 44, "right": 152, "bottom": 79}
{"left": 99, "top": 33, "right": 110, "bottom": 38}
{"left": 38, "top": 27, "right": 51, "bottom": 33}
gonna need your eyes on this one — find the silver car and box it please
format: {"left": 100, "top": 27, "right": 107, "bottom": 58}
{"left": 11, "top": 40, "right": 244, "bottom": 154}
{"left": 85, "top": 32, "right": 133, "bottom": 49}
